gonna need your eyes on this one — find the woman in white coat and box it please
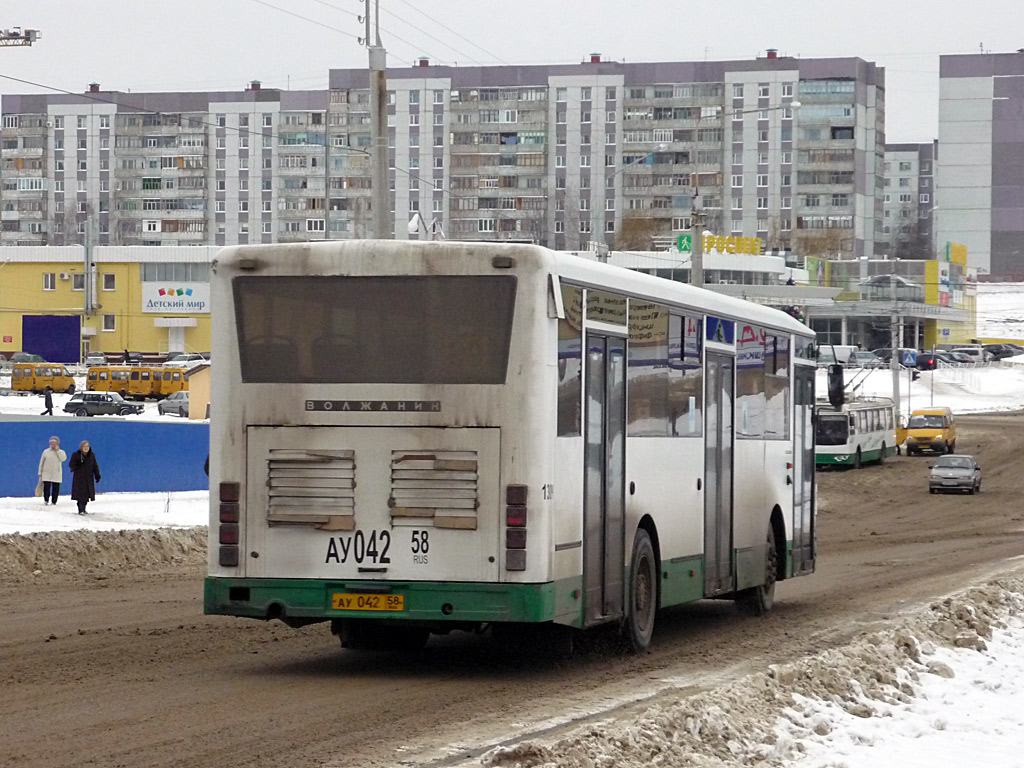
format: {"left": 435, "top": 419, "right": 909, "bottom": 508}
{"left": 38, "top": 436, "right": 67, "bottom": 505}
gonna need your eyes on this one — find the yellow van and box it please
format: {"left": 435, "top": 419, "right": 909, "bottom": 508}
{"left": 127, "top": 366, "right": 161, "bottom": 400}
{"left": 905, "top": 407, "right": 957, "bottom": 455}
{"left": 11, "top": 362, "right": 76, "bottom": 394}
{"left": 156, "top": 367, "right": 190, "bottom": 397}
{"left": 87, "top": 365, "right": 132, "bottom": 398}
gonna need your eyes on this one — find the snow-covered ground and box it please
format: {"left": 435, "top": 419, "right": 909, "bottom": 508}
{"left": 0, "top": 491, "right": 207, "bottom": 536}
{"left": 978, "top": 282, "right": 1024, "bottom": 339}
{"left": 483, "top": 586, "right": 1024, "bottom": 768}
{"left": 0, "top": 372, "right": 193, "bottom": 421}
{"left": 820, "top": 359, "right": 1024, "bottom": 416}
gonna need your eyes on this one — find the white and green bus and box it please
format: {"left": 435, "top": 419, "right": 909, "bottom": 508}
{"left": 814, "top": 397, "right": 898, "bottom": 468}
{"left": 204, "top": 241, "right": 817, "bottom": 652}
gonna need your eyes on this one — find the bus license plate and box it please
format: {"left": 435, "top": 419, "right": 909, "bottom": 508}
{"left": 331, "top": 593, "right": 404, "bottom": 612}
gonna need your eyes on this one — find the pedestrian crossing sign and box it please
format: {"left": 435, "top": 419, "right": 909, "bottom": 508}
{"left": 677, "top": 234, "right": 692, "bottom": 253}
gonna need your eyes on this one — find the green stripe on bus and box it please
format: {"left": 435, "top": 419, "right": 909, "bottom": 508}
{"left": 204, "top": 577, "right": 578, "bottom": 625}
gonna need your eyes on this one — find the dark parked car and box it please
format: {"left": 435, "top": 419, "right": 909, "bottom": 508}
{"left": 928, "top": 454, "right": 982, "bottom": 494}
{"left": 982, "top": 343, "right": 1023, "bottom": 360}
{"left": 64, "top": 391, "right": 144, "bottom": 417}
{"left": 157, "top": 390, "right": 190, "bottom": 417}
{"left": 120, "top": 351, "right": 146, "bottom": 365}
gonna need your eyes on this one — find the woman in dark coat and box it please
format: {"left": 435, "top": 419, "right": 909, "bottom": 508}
{"left": 69, "top": 440, "right": 101, "bottom": 515}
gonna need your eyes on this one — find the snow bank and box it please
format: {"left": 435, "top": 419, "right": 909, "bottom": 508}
{"left": 0, "top": 526, "right": 207, "bottom": 584}
{"left": 483, "top": 578, "right": 1024, "bottom": 768}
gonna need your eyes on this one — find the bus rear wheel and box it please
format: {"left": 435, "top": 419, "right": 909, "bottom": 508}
{"left": 878, "top": 443, "right": 886, "bottom": 464}
{"left": 624, "top": 528, "right": 657, "bottom": 653}
{"left": 853, "top": 448, "right": 862, "bottom": 469}
{"left": 737, "top": 524, "right": 778, "bottom": 617}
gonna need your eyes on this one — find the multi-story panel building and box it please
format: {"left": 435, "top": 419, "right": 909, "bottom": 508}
{"left": 937, "top": 52, "right": 1024, "bottom": 279}
{"left": 881, "top": 141, "right": 937, "bottom": 258}
{"left": 2, "top": 53, "right": 885, "bottom": 258}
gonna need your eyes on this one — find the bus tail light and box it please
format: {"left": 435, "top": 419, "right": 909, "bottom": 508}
{"left": 219, "top": 524, "right": 239, "bottom": 545}
{"left": 218, "top": 481, "right": 241, "bottom": 567}
{"left": 506, "top": 505, "right": 527, "bottom": 527}
{"left": 505, "top": 484, "right": 528, "bottom": 571}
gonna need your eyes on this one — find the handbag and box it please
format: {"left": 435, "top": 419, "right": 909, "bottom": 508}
{"left": 35, "top": 480, "right": 43, "bottom": 497}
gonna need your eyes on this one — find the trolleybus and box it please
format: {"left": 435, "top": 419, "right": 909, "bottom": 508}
{"left": 814, "top": 396, "right": 897, "bottom": 468}
{"left": 204, "top": 241, "right": 817, "bottom": 652}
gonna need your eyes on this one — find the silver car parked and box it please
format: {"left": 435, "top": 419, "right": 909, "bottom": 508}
{"left": 928, "top": 454, "right": 982, "bottom": 494}
{"left": 157, "top": 390, "right": 190, "bottom": 417}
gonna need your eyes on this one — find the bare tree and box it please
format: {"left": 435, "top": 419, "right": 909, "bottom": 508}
{"left": 893, "top": 218, "right": 931, "bottom": 260}
{"left": 797, "top": 227, "right": 852, "bottom": 260}
{"left": 614, "top": 212, "right": 663, "bottom": 250}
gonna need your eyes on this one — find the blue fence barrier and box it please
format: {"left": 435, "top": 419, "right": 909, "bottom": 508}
{"left": 2, "top": 417, "right": 209, "bottom": 497}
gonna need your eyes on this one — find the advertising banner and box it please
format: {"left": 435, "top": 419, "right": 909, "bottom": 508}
{"left": 141, "top": 283, "right": 210, "bottom": 314}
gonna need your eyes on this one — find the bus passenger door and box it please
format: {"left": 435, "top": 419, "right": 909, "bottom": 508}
{"left": 583, "top": 334, "right": 627, "bottom": 625}
{"left": 704, "top": 352, "right": 735, "bottom": 596}
{"left": 791, "top": 366, "right": 816, "bottom": 574}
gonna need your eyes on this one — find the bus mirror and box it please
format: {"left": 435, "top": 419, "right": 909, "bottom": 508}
{"left": 827, "top": 364, "right": 845, "bottom": 408}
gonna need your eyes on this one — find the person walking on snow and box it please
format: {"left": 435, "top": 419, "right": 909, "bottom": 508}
{"left": 40, "top": 385, "right": 54, "bottom": 416}
{"left": 69, "top": 440, "right": 101, "bottom": 515}
{"left": 38, "top": 436, "right": 66, "bottom": 505}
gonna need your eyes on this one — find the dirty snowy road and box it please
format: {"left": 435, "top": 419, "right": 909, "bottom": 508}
{"left": 1, "top": 414, "right": 1023, "bottom": 768}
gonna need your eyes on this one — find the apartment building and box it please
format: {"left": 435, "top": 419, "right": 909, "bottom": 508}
{"left": 881, "top": 141, "right": 936, "bottom": 258}
{"left": 937, "top": 51, "right": 1024, "bottom": 279}
{"left": 1, "top": 53, "right": 885, "bottom": 258}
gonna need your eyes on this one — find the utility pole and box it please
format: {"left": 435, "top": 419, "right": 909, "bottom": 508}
{"left": 365, "top": 0, "right": 390, "bottom": 239}
{"left": 890, "top": 278, "right": 900, "bottom": 419}
{"left": 0, "top": 28, "right": 41, "bottom": 47}
{"left": 691, "top": 212, "right": 704, "bottom": 287}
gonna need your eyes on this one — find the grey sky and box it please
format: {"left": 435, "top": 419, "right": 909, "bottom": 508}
{"left": 1, "top": 0, "right": 1020, "bottom": 140}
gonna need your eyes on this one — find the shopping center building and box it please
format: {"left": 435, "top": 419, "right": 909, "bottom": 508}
{"left": 0, "top": 245, "right": 216, "bottom": 362}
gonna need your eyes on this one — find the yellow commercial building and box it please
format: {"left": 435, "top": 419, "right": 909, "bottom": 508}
{"left": 0, "top": 245, "right": 217, "bottom": 362}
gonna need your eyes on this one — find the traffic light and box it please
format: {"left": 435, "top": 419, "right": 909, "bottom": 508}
{"left": 912, "top": 370, "right": 920, "bottom": 381}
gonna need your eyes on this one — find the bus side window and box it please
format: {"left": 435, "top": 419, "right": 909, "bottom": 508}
{"left": 556, "top": 285, "right": 583, "bottom": 436}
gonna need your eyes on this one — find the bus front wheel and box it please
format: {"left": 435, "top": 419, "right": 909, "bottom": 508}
{"left": 624, "top": 528, "right": 657, "bottom": 653}
{"left": 737, "top": 524, "right": 778, "bottom": 617}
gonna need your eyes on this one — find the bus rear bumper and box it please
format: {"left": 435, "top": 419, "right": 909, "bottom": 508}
{"left": 204, "top": 577, "right": 565, "bottom": 626}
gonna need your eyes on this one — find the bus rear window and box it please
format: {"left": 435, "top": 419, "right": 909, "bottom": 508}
{"left": 234, "top": 275, "right": 517, "bottom": 384}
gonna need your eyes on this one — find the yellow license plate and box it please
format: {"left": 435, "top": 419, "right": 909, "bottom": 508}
{"left": 331, "top": 593, "right": 405, "bottom": 612}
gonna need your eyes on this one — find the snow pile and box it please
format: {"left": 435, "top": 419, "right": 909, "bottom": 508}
{"left": 483, "top": 579, "right": 1024, "bottom": 768}
{"left": 0, "top": 526, "right": 207, "bottom": 584}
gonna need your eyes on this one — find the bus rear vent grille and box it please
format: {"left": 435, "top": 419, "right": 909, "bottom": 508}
{"left": 390, "top": 450, "right": 478, "bottom": 529}
{"left": 266, "top": 449, "right": 355, "bottom": 530}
